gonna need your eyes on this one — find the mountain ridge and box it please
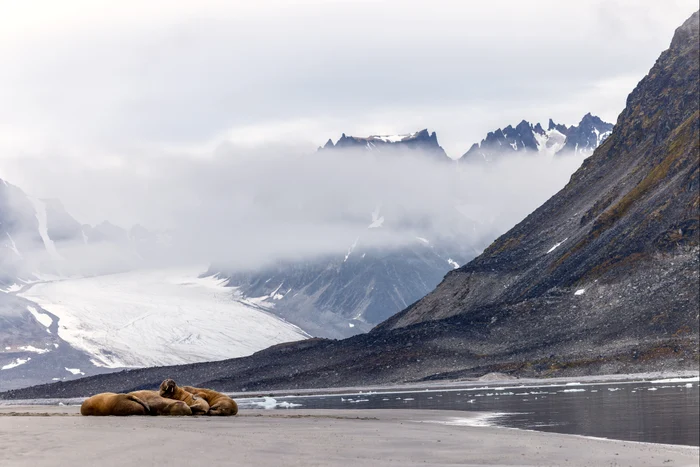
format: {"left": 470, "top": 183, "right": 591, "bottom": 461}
{"left": 461, "top": 113, "right": 613, "bottom": 161}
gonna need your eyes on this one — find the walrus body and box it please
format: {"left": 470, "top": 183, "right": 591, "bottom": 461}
{"left": 183, "top": 385, "right": 238, "bottom": 416}
{"left": 80, "top": 392, "right": 150, "bottom": 416}
{"left": 128, "top": 390, "right": 193, "bottom": 416}
{"left": 158, "top": 380, "right": 209, "bottom": 415}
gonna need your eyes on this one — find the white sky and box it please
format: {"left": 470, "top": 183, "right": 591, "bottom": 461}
{"left": 0, "top": 0, "right": 697, "bottom": 226}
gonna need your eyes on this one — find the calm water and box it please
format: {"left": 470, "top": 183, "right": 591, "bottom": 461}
{"left": 238, "top": 379, "right": 699, "bottom": 446}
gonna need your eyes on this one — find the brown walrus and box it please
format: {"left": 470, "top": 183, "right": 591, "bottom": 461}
{"left": 158, "top": 379, "right": 210, "bottom": 415}
{"left": 183, "top": 385, "right": 238, "bottom": 416}
{"left": 80, "top": 392, "right": 150, "bottom": 416}
{"left": 128, "top": 390, "right": 193, "bottom": 416}
{"left": 159, "top": 379, "right": 238, "bottom": 416}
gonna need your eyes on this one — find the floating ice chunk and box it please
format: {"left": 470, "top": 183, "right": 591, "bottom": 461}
{"left": 277, "top": 401, "right": 302, "bottom": 408}
{"left": 560, "top": 389, "right": 586, "bottom": 393}
{"left": 565, "top": 382, "right": 581, "bottom": 386}
{"left": 574, "top": 289, "right": 585, "bottom": 296}
{"left": 65, "top": 367, "right": 84, "bottom": 375}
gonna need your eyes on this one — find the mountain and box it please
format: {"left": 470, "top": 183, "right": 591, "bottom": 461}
{"left": 209, "top": 207, "right": 474, "bottom": 338}
{"left": 560, "top": 113, "right": 614, "bottom": 155}
{"left": 7, "top": 11, "right": 695, "bottom": 398}
{"left": 461, "top": 114, "right": 613, "bottom": 162}
{"left": 320, "top": 129, "right": 452, "bottom": 161}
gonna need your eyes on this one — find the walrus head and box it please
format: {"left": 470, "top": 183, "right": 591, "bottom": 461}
{"left": 159, "top": 379, "right": 178, "bottom": 397}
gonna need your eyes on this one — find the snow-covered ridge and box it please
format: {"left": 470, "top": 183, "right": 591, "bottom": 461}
{"left": 366, "top": 132, "right": 417, "bottom": 143}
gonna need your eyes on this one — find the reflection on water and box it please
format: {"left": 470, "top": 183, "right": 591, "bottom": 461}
{"left": 238, "top": 379, "right": 699, "bottom": 446}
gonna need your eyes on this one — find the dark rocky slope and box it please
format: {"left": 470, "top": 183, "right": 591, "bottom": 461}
{"left": 2, "top": 12, "right": 698, "bottom": 399}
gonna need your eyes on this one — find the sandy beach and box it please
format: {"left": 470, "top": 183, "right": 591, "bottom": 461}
{"left": 1, "top": 406, "right": 697, "bottom": 466}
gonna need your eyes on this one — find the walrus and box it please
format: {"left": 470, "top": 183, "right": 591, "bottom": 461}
{"left": 159, "top": 379, "right": 238, "bottom": 416}
{"left": 158, "top": 380, "right": 210, "bottom": 415}
{"left": 182, "top": 385, "right": 238, "bottom": 416}
{"left": 128, "top": 390, "right": 193, "bottom": 416}
{"left": 80, "top": 392, "right": 150, "bottom": 416}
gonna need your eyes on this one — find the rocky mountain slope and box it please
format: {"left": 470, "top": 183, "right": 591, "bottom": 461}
{"left": 211, "top": 233, "right": 471, "bottom": 338}
{"left": 4, "top": 11, "right": 696, "bottom": 399}
{"left": 461, "top": 114, "right": 613, "bottom": 161}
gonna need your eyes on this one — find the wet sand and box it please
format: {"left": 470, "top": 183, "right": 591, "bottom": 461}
{"left": 1, "top": 406, "right": 697, "bottom": 466}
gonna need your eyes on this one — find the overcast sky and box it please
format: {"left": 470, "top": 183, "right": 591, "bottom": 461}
{"left": 0, "top": 0, "right": 697, "bottom": 228}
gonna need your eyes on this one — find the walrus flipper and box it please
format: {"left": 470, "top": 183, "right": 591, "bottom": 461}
{"left": 127, "top": 394, "right": 152, "bottom": 414}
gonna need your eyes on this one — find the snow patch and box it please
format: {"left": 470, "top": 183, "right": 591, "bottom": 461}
{"left": 447, "top": 258, "right": 460, "bottom": 269}
{"left": 546, "top": 238, "right": 568, "bottom": 254}
{"left": 574, "top": 289, "right": 585, "bottom": 296}
{"left": 18, "top": 345, "right": 50, "bottom": 354}
{"left": 1, "top": 357, "right": 31, "bottom": 370}
{"left": 65, "top": 367, "right": 85, "bottom": 375}
{"left": 368, "top": 206, "right": 384, "bottom": 229}
{"left": 344, "top": 237, "right": 359, "bottom": 262}
{"left": 27, "top": 306, "right": 53, "bottom": 328}
{"left": 1, "top": 283, "right": 22, "bottom": 293}
{"left": 29, "top": 197, "right": 63, "bottom": 260}
{"left": 5, "top": 233, "right": 22, "bottom": 257}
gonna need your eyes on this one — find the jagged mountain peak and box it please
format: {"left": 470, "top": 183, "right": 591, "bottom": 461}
{"left": 461, "top": 113, "right": 613, "bottom": 162}
{"left": 320, "top": 128, "right": 451, "bottom": 160}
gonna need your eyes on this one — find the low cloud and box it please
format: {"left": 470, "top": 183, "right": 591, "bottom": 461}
{"left": 3, "top": 145, "right": 583, "bottom": 273}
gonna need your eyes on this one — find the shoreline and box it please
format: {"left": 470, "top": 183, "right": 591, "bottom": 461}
{"left": 225, "top": 370, "right": 700, "bottom": 399}
{"left": 0, "top": 406, "right": 697, "bottom": 467}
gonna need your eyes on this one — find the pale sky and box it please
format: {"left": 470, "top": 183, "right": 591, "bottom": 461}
{"left": 0, "top": 0, "right": 697, "bottom": 227}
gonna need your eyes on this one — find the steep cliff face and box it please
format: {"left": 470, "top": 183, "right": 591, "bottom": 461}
{"left": 379, "top": 12, "right": 699, "bottom": 335}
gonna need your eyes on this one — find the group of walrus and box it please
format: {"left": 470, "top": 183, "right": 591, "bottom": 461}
{"left": 80, "top": 379, "right": 238, "bottom": 416}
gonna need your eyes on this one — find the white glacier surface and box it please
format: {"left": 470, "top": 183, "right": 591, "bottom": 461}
{"left": 18, "top": 267, "right": 309, "bottom": 368}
